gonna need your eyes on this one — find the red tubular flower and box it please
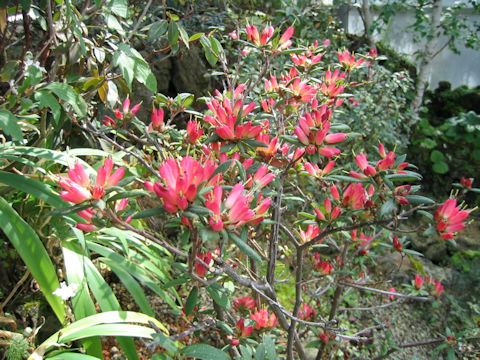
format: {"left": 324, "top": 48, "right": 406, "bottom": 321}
{"left": 236, "top": 318, "right": 254, "bottom": 337}
{"left": 246, "top": 25, "right": 260, "bottom": 45}
{"left": 260, "top": 26, "right": 274, "bottom": 45}
{"left": 386, "top": 287, "right": 396, "bottom": 302}
{"left": 342, "top": 183, "right": 367, "bottom": 209}
{"left": 195, "top": 251, "right": 212, "bottom": 277}
{"left": 299, "top": 224, "right": 320, "bottom": 243}
{"left": 205, "top": 186, "right": 224, "bottom": 232}
{"left": 354, "top": 154, "right": 376, "bottom": 177}
{"left": 278, "top": 26, "right": 294, "bottom": 50}
{"left": 431, "top": 280, "right": 444, "bottom": 299}
{"left": 434, "top": 198, "right": 469, "bottom": 239}
{"left": 204, "top": 85, "right": 259, "bottom": 141}
{"left": 315, "top": 198, "right": 341, "bottom": 222}
{"left": 256, "top": 134, "right": 279, "bottom": 161}
{"left": 289, "top": 78, "right": 317, "bottom": 103}
{"left": 314, "top": 253, "right": 333, "bottom": 274}
{"left": 294, "top": 108, "right": 345, "bottom": 157}
{"left": 149, "top": 108, "right": 164, "bottom": 132}
{"left": 414, "top": 275, "right": 423, "bottom": 290}
{"left": 186, "top": 120, "right": 203, "bottom": 144}
{"left": 58, "top": 159, "right": 124, "bottom": 203}
{"left": 246, "top": 165, "right": 274, "bottom": 189}
{"left": 304, "top": 161, "right": 335, "bottom": 178}
{"left": 147, "top": 156, "right": 217, "bottom": 214}
{"left": 394, "top": 185, "right": 411, "bottom": 204}
{"left": 298, "top": 304, "right": 316, "bottom": 321}
{"left": 338, "top": 50, "right": 364, "bottom": 70}
{"left": 392, "top": 236, "right": 403, "bottom": 251}
{"left": 330, "top": 185, "right": 340, "bottom": 201}
{"left": 250, "top": 309, "right": 278, "bottom": 330}
{"left": 234, "top": 296, "right": 255, "bottom": 311}
{"left": 460, "top": 177, "right": 473, "bottom": 190}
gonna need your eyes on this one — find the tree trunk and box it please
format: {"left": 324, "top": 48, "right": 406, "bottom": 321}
{"left": 412, "top": 0, "right": 443, "bottom": 114}
{"left": 361, "top": 0, "right": 376, "bottom": 48}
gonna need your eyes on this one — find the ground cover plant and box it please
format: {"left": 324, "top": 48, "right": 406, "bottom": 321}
{"left": 0, "top": 1, "right": 479, "bottom": 359}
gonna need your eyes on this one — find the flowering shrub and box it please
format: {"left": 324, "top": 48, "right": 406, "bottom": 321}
{"left": 0, "top": 3, "right": 477, "bottom": 359}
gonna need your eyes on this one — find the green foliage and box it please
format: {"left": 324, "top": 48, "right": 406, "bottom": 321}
{"left": 410, "top": 83, "right": 480, "bottom": 196}
{"left": 4, "top": 335, "right": 30, "bottom": 360}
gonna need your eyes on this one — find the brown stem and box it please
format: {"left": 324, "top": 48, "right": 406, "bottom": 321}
{"left": 316, "top": 240, "right": 349, "bottom": 360}
{"left": 287, "top": 247, "right": 304, "bottom": 359}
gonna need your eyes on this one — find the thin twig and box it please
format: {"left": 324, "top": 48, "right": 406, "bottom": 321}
{"left": 339, "top": 298, "right": 404, "bottom": 312}
{"left": 0, "top": 270, "right": 30, "bottom": 312}
{"left": 338, "top": 281, "right": 432, "bottom": 301}
{"left": 127, "top": 0, "right": 153, "bottom": 42}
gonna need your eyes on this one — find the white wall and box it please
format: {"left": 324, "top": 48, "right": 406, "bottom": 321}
{"left": 345, "top": 2, "right": 480, "bottom": 89}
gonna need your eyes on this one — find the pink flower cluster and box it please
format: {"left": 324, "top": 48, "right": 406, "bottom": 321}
{"left": 294, "top": 104, "right": 346, "bottom": 157}
{"left": 145, "top": 156, "right": 218, "bottom": 213}
{"left": 204, "top": 183, "right": 271, "bottom": 232}
{"left": 104, "top": 98, "right": 141, "bottom": 128}
{"left": 350, "top": 143, "right": 409, "bottom": 180}
{"left": 204, "top": 84, "right": 259, "bottom": 141}
{"left": 57, "top": 159, "right": 126, "bottom": 231}
{"left": 434, "top": 198, "right": 469, "bottom": 239}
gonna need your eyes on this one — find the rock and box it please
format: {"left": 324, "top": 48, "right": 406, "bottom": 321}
{"left": 171, "top": 46, "right": 209, "bottom": 98}
{"left": 424, "top": 241, "right": 447, "bottom": 264}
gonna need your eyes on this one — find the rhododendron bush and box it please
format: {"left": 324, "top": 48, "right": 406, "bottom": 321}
{"left": 1, "top": 10, "right": 478, "bottom": 360}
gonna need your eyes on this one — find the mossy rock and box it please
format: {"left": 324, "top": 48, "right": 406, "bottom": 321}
{"left": 450, "top": 249, "right": 480, "bottom": 273}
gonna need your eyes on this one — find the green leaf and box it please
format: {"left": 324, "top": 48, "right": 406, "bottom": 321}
{"left": 32, "top": 311, "right": 164, "bottom": 358}
{"left": 199, "top": 227, "right": 220, "bottom": 242}
{"left": 87, "top": 241, "right": 178, "bottom": 310}
{"left": 325, "top": 175, "right": 366, "bottom": 183}
{"left": 386, "top": 171, "right": 422, "bottom": 182}
{"left": 403, "top": 249, "right": 424, "bottom": 256}
{"left": 35, "top": 90, "right": 61, "bottom": 126}
{"left": 0, "top": 196, "right": 65, "bottom": 323}
{"left": 432, "top": 161, "right": 449, "bottom": 174}
{"left": 0, "top": 110, "right": 23, "bottom": 141}
{"left": 380, "top": 199, "right": 396, "bottom": 217}
{"left": 107, "top": 190, "right": 149, "bottom": 202}
{"left": 184, "top": 286, "right": 198, "bottom": 316}
{"left": 131, "top": 207, "right": 165, "bottom": 219}
{"left": 417, "top": 210, "right": 434, "bottom": 220}
{"left": 430, "top": 150, "right": 445, "bottom": 162}
{"left": 180, "top": 344, "right": 229, "bottom": 360}
{"left": 46, "top": 203, "right": 90, "bottom": 218}
{"left": 62, "top": 238, "right": 103, "bottom": 358}
{"left": 263, "top": 335, "right": 276, "bottom": 360}
{"left": 152, "top": 333, "right": 178, "bottom": 354}
{"left": 49, "top": 354, "right": 104, "bottom": 360}
{"left": 45, "top": 82, "right": 88, "bottom": 118}
{"left": 209, "top": 159, "right": 233, "bottom": 181}
{"left": 243, "top": 139, "right": 268, "bottom": 148}
{"left": 101, "top": 257, "right": 155, "bottom": 317}
{"left": 105, "top": 13, "right": 125, "bottom": 35}
{"left": 177, "top": 23, "right": 189, "bottom": 49}
{"left": 423, "top": 227, "right": 437, "bottom": 237}
{"left": 189, "top": 32, "right": 204, "bottom": 41}
{"left": 113, "top": 51, "right": 135, "bottom": 90}
{"left": 148, "top": 20, "right": 168, "bottom": 39}
{"left": 255, "top": 344, "right": 266, "bottom": 360}
{"left": 0, "top": 171, "right": 64, "bottom": 208}
{"left": 108, "top": 0, "right": 128, "bottom": 18}
{"left": 229, "top": 232, "right": 263, "bottom": 263}
{"left": 133, "top": 57, "right": 157, "bottom": 93}
{"left": 306, "top": 340, "right": 323, "bottom": 348}
{"left": 405, "top": 195, "right": 435, "bottom": 205}
{"left": 207, "top": 283, "right": 231, "bottom": 310}
{"left": 168, "top": 21, "right": 179, "bottom": 46}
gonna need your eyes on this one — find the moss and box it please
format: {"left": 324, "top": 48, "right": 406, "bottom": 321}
{"left": 450, "top": 249, "right": 480, "bottom": 272}
{"left": 376, "top": 42, "right": 417, "bottom": 79}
